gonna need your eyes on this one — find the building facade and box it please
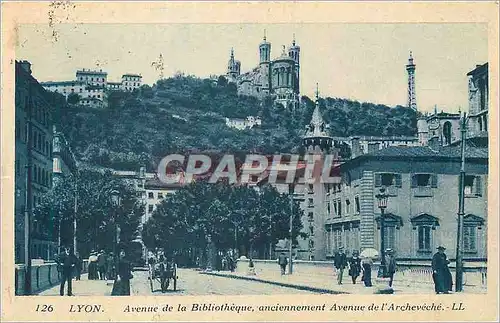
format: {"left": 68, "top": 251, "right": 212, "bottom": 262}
{"left": 15, "top": 61, "right": 55, "bottom": 263}
{"left": 466, "top": 63, "right": 488, "bottom": 146}
{"left": 325, "top": 146, "right": 488, "bottom": 260}
{"left": 42, "top": 69, "right": 143, "bottom": 108}
{"left": 226, "top": 34, "right": 300, "bottom": 110}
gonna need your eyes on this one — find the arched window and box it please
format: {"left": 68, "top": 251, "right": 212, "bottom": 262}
{"left": 478, "top": 118, "right": 483, "bottom": 131}
{"left": 443, "top": 121, "right": 452, "bottom": 145}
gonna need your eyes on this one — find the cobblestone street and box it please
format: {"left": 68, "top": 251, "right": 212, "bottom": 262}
{"left": 38, "top": 268, "right": 321, "bottom": 296}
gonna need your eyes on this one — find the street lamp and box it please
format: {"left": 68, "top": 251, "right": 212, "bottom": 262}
{"left": 288, "top": 184, "right": 295, "bottom": 275}
{"left": 375, "top": 187, "right": 389, "bottom": 277}
{"left": 110, "top": 189, "right": 122, "bottom": 260}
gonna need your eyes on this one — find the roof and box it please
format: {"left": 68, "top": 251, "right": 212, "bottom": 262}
{"left": 340, "top": 145, "right": 488, "bottom": 169}
{"left": 366, "top": 146, "right": 488, "bottom": 159}
{"left": 467, "top": 63, "right": 488, "bottom": 76}
{"left": 304, "top": 100, "right": 330, "bottom": 138}
{"left": 76, "top": 69, "right": 107, "bottom": 75}
{"left": 144, "top": 178, "right": 184, "bottom": 189}
{"left": 122, "top": 73, "right": 142, "bottom": 78}
{"left": 42, "top": 80, "right": 86, "bottom": 86}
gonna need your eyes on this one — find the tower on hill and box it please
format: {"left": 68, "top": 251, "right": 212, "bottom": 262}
{"left": 406, "top": 51, "right": 417, "bottom": 111}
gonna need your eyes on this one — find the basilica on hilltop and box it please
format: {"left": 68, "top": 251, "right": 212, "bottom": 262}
{"left": 226, "top": 33, "right": 301, "bottom": 110}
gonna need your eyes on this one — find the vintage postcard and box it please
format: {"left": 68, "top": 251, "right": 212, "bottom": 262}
{"left": 1, "top": 1, "right": 498, "bottom": 322}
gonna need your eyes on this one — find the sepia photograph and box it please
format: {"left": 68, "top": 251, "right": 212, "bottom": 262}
{"left": 1, "top": 1, "right": 498, "bottom": 322}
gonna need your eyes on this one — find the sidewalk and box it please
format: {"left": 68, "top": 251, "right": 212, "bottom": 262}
{"left": 201, "top": 270, "right": 487, "bottom": 295}
{"left": 37, "top": 274, "right": 113, "bottom": 296}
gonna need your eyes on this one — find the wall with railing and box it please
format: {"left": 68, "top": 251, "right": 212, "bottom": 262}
{"left": 236, "top": 259, "right": 487, "bottom": 290}
{"left": 15, "top": 260, "right": 89, "bottom": 295}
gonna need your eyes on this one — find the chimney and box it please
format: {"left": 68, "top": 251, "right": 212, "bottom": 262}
{"left": 367, "top": 142, "right": 379, "bottom": 154}
{"left": 351, "top": 137, "right": 361, "bottom": 158}
{"left": 19, "top": 60, "right": 32, "bottom": 74}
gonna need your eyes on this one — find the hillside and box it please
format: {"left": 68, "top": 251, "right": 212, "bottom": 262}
{"left": 49, "top": 75, "right": 417, "bottom": 171}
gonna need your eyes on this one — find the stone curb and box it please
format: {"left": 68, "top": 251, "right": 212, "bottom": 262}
{"left": 200, "top": 272, "right": 348, "bottom": 294}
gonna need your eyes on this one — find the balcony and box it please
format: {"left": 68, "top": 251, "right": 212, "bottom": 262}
{"left": 413, "top": 186, "right": 433, "bottom": 197}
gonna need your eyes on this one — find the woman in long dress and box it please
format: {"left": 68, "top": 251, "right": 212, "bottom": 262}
{"left": 361, "top": 257, "right": 373, "bottom": 287}
{"left": 111, "top": 250, "right": 133, "bottom": 296}
{"left": 349, "top": 250, "right": 362, "bottom": 284}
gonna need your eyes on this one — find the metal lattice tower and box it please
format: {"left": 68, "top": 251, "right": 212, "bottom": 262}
{"left": 406, "top": 51, "right": 417, "bottom": 111}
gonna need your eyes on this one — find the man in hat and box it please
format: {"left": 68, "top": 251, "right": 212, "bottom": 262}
{"left": 384, "top": 248, "right": 397, "bottom": 287}
{"left": 432, "top": 246, "right": 452, "bottom": 294}
{"left": 334, "top": 247, "right": 348, "bottom": 285}
{"left": 56, "top": 246, "right": 76, "bottom": 296}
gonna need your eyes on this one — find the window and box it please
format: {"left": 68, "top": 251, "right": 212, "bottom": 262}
{"left": 308, "top": 212, "right": 313, "bottom": 220}
{"left": 375, "top": 173, "right": 402, "bottom": 187}
{"left": 345, "top": 199, "right": 351, "bottom": 215}
{"left": 464, "top": 175, "right": 482, "bottom": 197}
{"left": 158, "top": 192, "right": 163, "bottom": 199}
{"left": 384, "top": 226, "right": 396, "bottom": 250}
{"left": 337, "top": 200, "right": 342, "bottom": 216}
{"left": 412, "top": 174, "right": 437, "bottom": 197}
{"left": 148, "top": 192, "right": 154, "bottom": 199}
{"left": 418, "top": 226, "right": 431, "bottom": 251}
{"left": 308, "top": 184, "right": 313, "bottom": 193}
{"left": 334, "top": 229, "right": 342, "bottom": 250}
{"left": 308, "top": 198, "right": 313, "bottom": 207}
{"left": 309, "top": 226, "right": 314, "bottom": 236}
{"left": 355, "top": 196, "right": 360, "bottom": 214}
{"left": 463, "top": 226, "right": 477, "bottom": 253}
{"left": 148, "top": 205, "right": 154, "bottom": 213}
{"left": 333, "top": 201, "right": 338, "bottom": 216}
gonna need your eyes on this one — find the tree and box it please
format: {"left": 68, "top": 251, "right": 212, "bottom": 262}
{"left": 142, "top": 181, "right": 305, "bottom": 263}
{"left": 67, "top": 93, "right": 81, "bottom": 105}
{"left": 35, "top": 168, "right": 143, "bottom": 258}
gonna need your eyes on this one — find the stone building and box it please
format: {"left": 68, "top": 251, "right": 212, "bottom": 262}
{"left": 15, "top": 60, "right": 55, "bottom": 262}
{"left": 42, "top": 69, "right": 143, "bottom": 108}
{"left": 417, "top": 62, "right": 488, "bottom": 148}
{"left": 226, "top": 34, "right": 300, "bottom": 110}
{"left": 466, "top": 63, "right": 488, "bottom": 146}
{"left": 325, "top": 146, "right": 488, "bottom": 261}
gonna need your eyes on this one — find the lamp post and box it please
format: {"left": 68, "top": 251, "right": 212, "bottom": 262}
{"left": 110, "top": 189, "right": 122, "bottom": 260}
{"left": 288, "top": 184, "right": 295, "bottom": 275}
{"left": 455, "top": 113, "right": 468, "bottom": 292}
{"left": 375, "top": 187, "right": 389, "bottom": 277}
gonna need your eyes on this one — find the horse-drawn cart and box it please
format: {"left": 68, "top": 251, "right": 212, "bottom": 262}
{"left": 148, "top": 259, "right": 178, "bottom": 293}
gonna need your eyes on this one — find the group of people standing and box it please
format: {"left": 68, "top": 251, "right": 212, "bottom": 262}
{"left": 333, "top": 245, "right": 453, "bottom": 294}
{"left": 88, "top": 250, "right": 116, "bottom": 280}
{"left": 55, "top": 247, "right": 133, "bottom": 296}
{"left": 334, "top": 247, "right": 397, "bottom": 287}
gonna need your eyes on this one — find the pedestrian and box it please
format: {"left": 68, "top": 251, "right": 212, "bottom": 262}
{"left": 361, "top": 257, "right": 373, "bottom": 287}
{"left": 106, "top": 252, "right": 116, "bottom": 280}
{"left": 334, "top": 247, "right": 348, "bottom": 285}
{"left": 349, "top": 250, "right": 362, "bottom": 284}
{"left": 97, "top": 250, "right": 107, "bottom": 280}
{"left": 278, "top": 252, "right": 288, "bottom": 275}
{"left": 111, "top": 249, "right": 133, "bottom": 296}
{"left": 56, "top": 246, "right": 76, "bottom": 296}
{"left": 74, "top": 252, "right": 83, "bottom": 281}
{"left": 384, "top": 248, "right": 397, "bottom": 287}
{"left": 88, "top": 250, "right": 98, "bottom": 280}
{"left": 432, "top": 246, "right": 453, "bottom": 294}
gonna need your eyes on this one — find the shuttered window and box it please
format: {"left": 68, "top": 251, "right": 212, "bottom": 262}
{"left": 384, "top": 226, "right": 396, "bottom": 250}
{"left": 463, "top": 226, "right": 477, "bottom": 252}
{"left": 418, "top": 226, "right": 431, "bottom": 251}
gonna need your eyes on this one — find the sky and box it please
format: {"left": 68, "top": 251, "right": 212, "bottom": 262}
{"left": 16, "top": 23, "right": 487, "bottom": 113}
